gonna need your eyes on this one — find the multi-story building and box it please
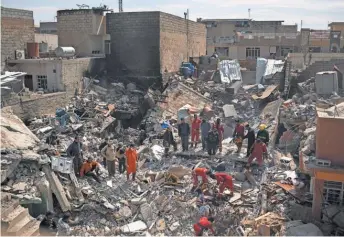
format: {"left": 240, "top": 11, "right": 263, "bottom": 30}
{"left": 36, "top": 22, "right": 57, "bottom": 34}
{"left": 57, "top": 7, "right": 111, "bottom": 57}
{"left": 198, "top": 18, "right": 299, "bottom": 59}
{"left": 1, "top": 7, "right": 35, "bottom": 71}
{"left": 300, "top": 102, "right": 344, "bottom": 220}
{"left": 106, "top": 11, "right": 206, "bottom": 78}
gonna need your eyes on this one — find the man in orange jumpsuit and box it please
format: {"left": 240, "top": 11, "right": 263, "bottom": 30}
{"left": 192, "top": 167, "right": 212, "bottom": 190}
{"left": 193, "top": 217, "right": 215, "bottom": 236}
{"left": 213, "top": 118, "right": 224, "bottom": 152}
{"left": 125, "top": 144, "right": 138, "bottom": 181}
{"left": 233, "top": 119, "right": 245, "bottom": 153}
{"left": 191, "top": 114, "right": 202, "bottom": 148}
{"left": 210, "top": 172, "right": 234, "bottom": 198}
{"left": 247, "top": 138, "right": 268, "bottom": 167}
{"left": 80, "top": 157, "right": 101, "bottom": 183}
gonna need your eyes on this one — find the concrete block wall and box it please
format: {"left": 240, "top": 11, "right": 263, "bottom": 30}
{"left": 160, "top": 12, "right": 206, "bottom": 73}
{"left": 1, "top": 7, "right": 35, "bottom": 71}
{"left": 106, "top": 12, "right": 161, "bottom": 77}
{"left": 7, "top": 92, "right": 69, "bottom": 120}
{"left": 298, "top": 59, "right": 344, "bottom": 82}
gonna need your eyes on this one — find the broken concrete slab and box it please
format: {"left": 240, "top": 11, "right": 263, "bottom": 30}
{"left": 140, "top": 203, "right": 153, "bottom": 222}
{"left": 131, "top": 198, "right": 147, "bottom": 205}
{"left": 120, "top": 220, "right": 147, "bottom": 233}
{"left": 286, "top": 223, "right": 323, "bottom": 236}
{"left": 223, "top": 104, "right": 238, "bottom": 118}
{"left": 234, "top": 172, "right": 247, "bottom": 182}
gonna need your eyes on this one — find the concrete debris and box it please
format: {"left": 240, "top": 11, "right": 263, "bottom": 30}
{"left": 1, "top": 61, "right": 342, "bottom": 237}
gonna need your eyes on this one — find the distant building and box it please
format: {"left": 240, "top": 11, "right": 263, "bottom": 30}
{"left": 1, "top": 7, "right": 35, "bottom": 71}
{"left": 198, "top": 18, "right": 299, "bottom": 59}
{"left": 106, "top": 11, "right": 206, "bottom": 78}
{"left": 36, "top": 22, "right": 57, "bottom": 34}
{"left": 57, "top": 8, "right": 111, "bottom": 57}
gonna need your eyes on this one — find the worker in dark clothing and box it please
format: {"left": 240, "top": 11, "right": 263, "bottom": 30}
{"left": 67, "top": 136, "right": 83, "bottom": 177}
{"left": 257, "top": 124, "right": 269, "bottom": 145}
{"left": 46, "top": 131, "right": 60, "bottom": 145}
{"left": 276, "top": 123, "right": 287, "bottom": 145}
{"left": 243, "top": 124, "right": 255, "bottom": 157}
{"left": 99, "top": 138, "right": 108, "bottom": 167}
{"left": 38, "top": 211, "right": 57, "bottom": 231}
{"left": 163, "top": 126, "right": 177, "bottom": 154}
{"left": 178, "top": 118, "right": 190, "bottom": 152}
{"left": 207, "top": 128, "right": 219, "bottom": 155}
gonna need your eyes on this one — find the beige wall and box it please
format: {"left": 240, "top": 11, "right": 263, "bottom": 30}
{"left": 288, "top": 52, "right": 344, "bottom": 69}
{"left": 35, "top": 33, "right": 58, "bottom": 51}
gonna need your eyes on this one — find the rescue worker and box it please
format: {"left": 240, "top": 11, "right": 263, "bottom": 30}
{"left": 207, "top": 128, "right": 219, "bottom": 155}
{"left": 193, "top": 217, "right": 215, "bottom": 236}
{"left": 276, "top": 123, "right": 287, "bottom": 145}
{"left": 125, "top": 144, "right": 138, "bottom": 181}
{"left": 46, "top": 130, "right": 60, "bottom": 146}
{"left": 163, "top": 126, "right": 177, "bottom": 154}
{"left": 247, "top": 138, "right": 268, "bottom": 167}
{"left": 213, "top": 118, "right": 224, "bottom": 152}
{"left": 178, "top": 118, "right": 190, "bottom": 152}
{"left": 200, "top": 119, "right": 211, "bottom": 151}
{"left": 232, "top": 119, "right": 245, "bottom": 153}
{"left": 80, "top": 157, "right": 101, "bottom": 183}
{"left": 101, "top": 140, "right": 116, "bottom": 177}
{"left": 38, "top": 211, "right": 57, "bottom": 231}
{"left": 117, "top": 147, "right": 126, "bottom": 174}
{"left": 243, "top": 124, "right": 255, "bottom": 157}
{"left": 210, "top": 172, "right": 234, "bottom": 198}
{"left": 99, "top": 138, "right": 108, "bottom": 167}
{"left": 66, "top": 136, "right": 83, "bottom": 177}
{"left": 257, "top": 124, "right": 269, "bottom": 145}
{"left": 192, "top": 167, "right": 212, "bottom": 190}
{"left": 191, "top": 114, "right": 202, "bottom": 148}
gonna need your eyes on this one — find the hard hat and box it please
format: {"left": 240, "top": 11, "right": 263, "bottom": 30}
{"left": 259, "top": 124, "right": 267, "bottom": 130}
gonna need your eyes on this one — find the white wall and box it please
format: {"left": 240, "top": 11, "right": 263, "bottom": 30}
{"left": 10, "top": 60, "right": 63, "bottom": 92}
{"left": 35, "top": 33, "right": 58, "bottom": 51}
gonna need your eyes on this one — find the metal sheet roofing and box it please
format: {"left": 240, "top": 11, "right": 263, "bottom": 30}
{"left": 0, "top": 71, "right": 26, "bottom": 86}
{"left": 219, "top": 59, "right": 242, "bottom": 84}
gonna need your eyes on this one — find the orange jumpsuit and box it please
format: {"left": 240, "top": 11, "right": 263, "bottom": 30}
{"left": 215, "top": 172, "right": 234, "bottom": 197}
{"left": 125, "top": 148, "right": 138, "bottom": 174}
{"left": 193, "top": 217, "right": 215, "bottom": 236}
{"left": 193, "top": 167, "right": 209, "bottom": 187}
{"left": 191, "top": 118, "right": 202, "bottom": 143}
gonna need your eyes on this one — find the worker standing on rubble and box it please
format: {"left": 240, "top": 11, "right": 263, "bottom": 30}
{"left": 201, "top": 119, "right": 211, "bottom": 151}
{"left": 101, "top": 140, "right": 116, "bottom": 177}
{"left": 80, "top": 157, "right": 101, "bottom": 183}
{"left": 125, "top": 144, "right": 138, "bottom": 181}
{"left": 233, "top": 119, "right": 245, "bottom": 153}
{"left": 116, "top": 144, "right": 126, "bottom": 174}
{"left": 247, "top": 138, "right": 268, "bottom": 167}
{"left": 243, "top": 124, "right": 255, "bottom": 157}
{"left": 192, "top": 167, "right": 212, "bottom": 190}
{"left": 191, "top": 114, "right": 202, "bottom": 148}
{"left": 99, "top": 138, "right": 108, "bottom": 167}
{"left": 178, "top": 118, "right": 190, "bottom": 152}
{"left": 257, "top": 124, "right": 269, "bottom": 145}
{"left": 163, "top": 126, "right": 177, "bottom": 155}
{"left": 67, "top": 136, "right": 83, "bottom": 177}
{"left": 210, "top": 172, "right": 234, "bottom": 198}
{"left": 213, "top": 118, "right": 224, "bottom": 152}
{"left": 193, "top": 217, "right": 215, "bottom": 236}
{"left": 207, "top": 127, "right": 219, "bottom": 155}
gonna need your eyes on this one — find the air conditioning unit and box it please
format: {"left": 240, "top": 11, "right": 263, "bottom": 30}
{"left": 15, "top": 50, "right": 25, "bottom": 60}
{"left": 315, "top": 159, "right": 331, "bottom": 167}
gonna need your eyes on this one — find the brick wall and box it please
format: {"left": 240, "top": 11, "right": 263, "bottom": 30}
{"left": 5, "top": 92, "right": 69, "bottom": 120}
{"left": 106, "top": 12, "right": 161, "bottom": 77}
{"left": 159, "top": 12, "right": 206, "bottom": 73}
{"left": 1, "top": 7, "right": 35, "bottom": 71}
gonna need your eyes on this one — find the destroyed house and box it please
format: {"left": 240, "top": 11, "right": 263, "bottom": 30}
{"left": 302, "top": 102, "right": 344, "bottom": 220}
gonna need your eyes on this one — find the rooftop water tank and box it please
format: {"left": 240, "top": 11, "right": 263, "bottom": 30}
{"left": 55, "top": 47, "right": 75, "bottom": 58}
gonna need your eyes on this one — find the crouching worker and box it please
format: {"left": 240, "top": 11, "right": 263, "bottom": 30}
{"left": 192, "top": 167, "right": 212, "bottom": 190}
{"left": 210, "top": 172, "right": 234, "bottom": 198}
{"left": 80, "top": 157, "right": 101, "bottom": 183}
{"left": 193, "top": 217, "right": 215, "bottom": 236}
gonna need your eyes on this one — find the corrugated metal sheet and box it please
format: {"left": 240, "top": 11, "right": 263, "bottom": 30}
{"left": 219, "top": 59, "right": 242, "bottom": 84}
{"left": 0, "top": 71, "right": 26, "bottom": 86}
{"left": 256, "top": 58, "right": 284, "bottom": 83}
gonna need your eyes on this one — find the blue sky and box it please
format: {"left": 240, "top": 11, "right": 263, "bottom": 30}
{"left": 2, "top": 0, "right": 344, "bottom": 29}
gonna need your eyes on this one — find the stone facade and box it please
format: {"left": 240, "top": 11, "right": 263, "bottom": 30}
{"left": 1, "top": 7, "right": 35, "bottom": 71}
{"left": 57, "top": 9, "right": 109, "bottom": 57}
{"left": 106, "top": 11, "right": 206, "bottom": 77}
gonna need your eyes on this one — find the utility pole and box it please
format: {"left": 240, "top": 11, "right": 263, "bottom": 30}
{"left": 248, "top": 8, "right": 251, "bottom": 19}
{"left": 119, "top": 0, "right": 123, "bottom": 12}
{"left": 184, "top": 9, "right": 189, "bottom": 61}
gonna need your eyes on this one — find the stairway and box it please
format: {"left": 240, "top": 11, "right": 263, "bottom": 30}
{"left": 1, "top": 192, "right": 41, "bottom": 236}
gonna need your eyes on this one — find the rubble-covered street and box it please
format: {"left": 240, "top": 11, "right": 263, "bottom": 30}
{"left": 2, "top": 58, "right": 344, "bottom": 237}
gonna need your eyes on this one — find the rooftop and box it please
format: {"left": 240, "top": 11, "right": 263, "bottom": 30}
{"left": 328, "top": 22, "right": 344, "bottom": 26}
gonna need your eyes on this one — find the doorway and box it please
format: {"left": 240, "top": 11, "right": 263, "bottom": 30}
{"left": 24, "top": 75, "right": 33, "bottom": 91}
